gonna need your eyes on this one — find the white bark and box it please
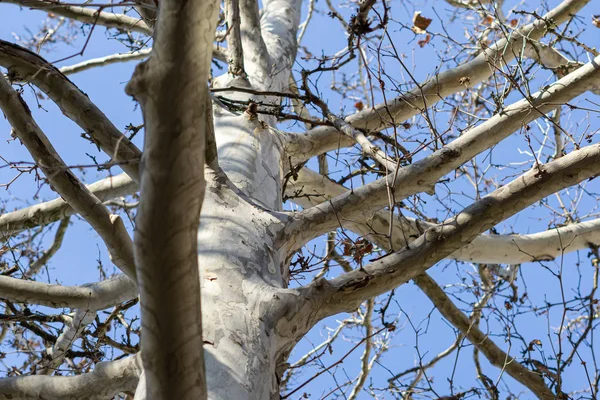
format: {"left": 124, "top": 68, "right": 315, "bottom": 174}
{"left": 192, "top": 2, "right": 304, "bottom": 397}
{"left": 0, "top": 273, "right": 136, "bottom": 310}
{"left": 38, "top": 309, "right": 96, "bottom": 375}
{"left": 59, "top": 49, "right": 152, "bottom": 75}
{"left": 0, "top": 173, "right": 137, "bottom": 235}
{"left": 0, "top": 355, "right": 141, "bottom": 399}
{"left": 210, "top": 103, "right": 285, "bottom": 210}
{"left": 58, "top": 46, "right": 229, "bottom": 76}
{"left": 197, "top": 171, "right": 291, "bottom": 399}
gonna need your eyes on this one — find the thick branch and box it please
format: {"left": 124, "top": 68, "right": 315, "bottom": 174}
{"left": 291, "top": 168, "right": 556, "bottom": 397}
{"left": 0, "top": 172, "right": 137, "bottom": 235}
{"left": 0, "top": 273, "right": 136, "bottom": 310}
{"left": 124, "top": 0, "right": 219, "bottom": 398}
{"left": 38, "top": 309, "right": 96, "bottom": 375}
{"left": 0, "top": 75, "right": 136, "bottom": 280}
{"left": 302, "top": 141, "right": 600, "bottom": 319}
{"left": 0, "top": 40, "right": 142, "bottom": 182}
{"left": 225, "top": 0, "right": 245, "bottom": 77}
{"left": 285, "top": 0, "right": 591, "bottom": 162}
{"left": 286, "top": 168, "right": 600, "bottom": 264}
{"left": 281, "top": 54, "right": 600, "bottom": 250}
{"left": 260, "top": 0, "right": 302, "bottom": 90}
{"left": 0, "top": 354, "right": 141, "bottom": 399}
{"left": 0, "top": 0, "right": 152, "bottom": 34}
{"left": 239, "top": 0, "right": 270, "bottom": 84}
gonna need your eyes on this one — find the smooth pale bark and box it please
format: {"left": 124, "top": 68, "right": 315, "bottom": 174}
{"left": 57, "top": 46, "right": 228, "bottom": 75}
{"left": 59, "top": 49, "right": 153, "bottom": 75}
{"left": 195, "top": 1, "right": 303, "bottom": 397}
{"left": 124, "top": 0, "right": 219, "bottom": 398}
{"left": 197, "top": 169, "right": 294, "bottom": 399}
{"left": 225, "top": 0, "right": 245, "bottom": 77}
{"left": 38, "top": 309, "right": 96, "bottom": 375}
{"left": 0, "top": 1, "right": 597, "bottom": 399}
{"left": 0, "top": 355, "right": 141, "bottom": 400}
{"left": 0, "top": 273, "right": 136, "bottom": 310}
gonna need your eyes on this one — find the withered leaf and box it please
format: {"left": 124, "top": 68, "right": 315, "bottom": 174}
{"left": 418, "top": 34, "right": 431, "bottom": 48}
{"left": 412, "top": 11, "right": 432, "bottom": 34}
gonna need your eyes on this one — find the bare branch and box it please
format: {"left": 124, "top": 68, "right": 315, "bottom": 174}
{"left": 0, "top": 354, "right": 141, "bottom": 399}
{"left": 353, "top": 0, "right": 377, "bottom": 28}
{"left": 302, "top": 73, "right": 396, "bottom": 171}
{"left": 239, "top": 0, "right": 270, "bottom": 84}
{"left": 280, "top": 54, "right": 600, "bottom": 251}
{"left": 0, "top": 0, "right": 152, "bottom": 34}
{"left": 0, "top": 273, "right": 136, "bottom": 310}
{"left": 285, "top": 0, "right": 591, "bottom": 163}
{"left": 259, "top": 0, "right": 303, "bottom": 89}
{"left": 297, "top": 0, "right": 315, "bottom": 44}
{"left": 347, "top": 299, "right": 375, "bottom": 400}
{"left": 302, "top": 141, "right": 600, "bottom": 319}
{"left": 0, "top": 173, "right": 137, "bottom": 235}
{"left": 286, "top": 168, "right": 600, "bottom": 265}
{"left": 0, "top": 40, "right": 142, "bottom": 182}
{"left": 38, "top": 309, "right": 96, "bottom": 375}
{"left": 59, "top": 49, "right": 152, "bottom": 75}
{"left": 26, "top": 217, "right": 69, "bottom": 277}
{"left": 0, "top": 75, "right": 137, "bottom": 280}
{"left": 225, "top": 0, "right": 246, "bottom": 77}
{"left": 522, "top": 40, "right": 583, "bottom": 72}
{"left": 132, "top": 0, "right": 158, "bottom": 28}
{"left": 414, "top": 273, "right": 555, "bottom": 399}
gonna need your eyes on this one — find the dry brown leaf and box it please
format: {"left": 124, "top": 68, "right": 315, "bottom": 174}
{"left": 412, "top": 11, "right": 432, "bottom": 34}
{"left": 482, "top": 15, "right": 494, "bottom": 25}
{"left": 418, "top": 34, "right": 431, "bottom": 48}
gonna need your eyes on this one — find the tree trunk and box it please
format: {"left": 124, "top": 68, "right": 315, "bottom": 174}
{"left": 199, "top": 104, "right": 289, "bottom": 399}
